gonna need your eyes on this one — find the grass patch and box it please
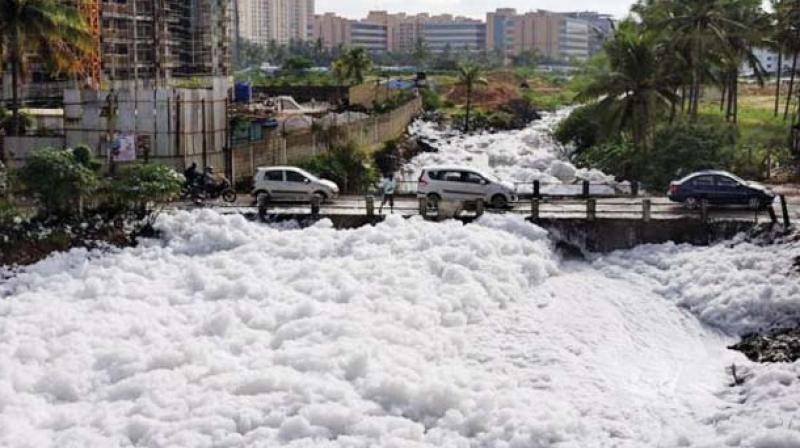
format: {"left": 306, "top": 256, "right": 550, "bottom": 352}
{"left": 697, "top": 92, "right": 793, "bottom": 179}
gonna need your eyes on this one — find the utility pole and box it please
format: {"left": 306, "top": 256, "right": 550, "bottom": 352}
{"left": 202, "top": 98, "right": 208, "bottom": 170}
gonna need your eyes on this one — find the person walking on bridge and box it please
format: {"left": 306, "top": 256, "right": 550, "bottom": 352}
{"left": 379, "top": 174, "right": 396, "bottom": 214}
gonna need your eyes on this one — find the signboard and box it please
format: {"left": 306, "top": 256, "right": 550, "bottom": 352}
{"left": 111, "top": 132, "right": 136, "bottom": 162}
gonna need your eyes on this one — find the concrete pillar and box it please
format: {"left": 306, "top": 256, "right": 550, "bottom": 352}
{"left": 631, "top": 181, "right": 639, "bottom": 196}
{"left": 768, "top": 203, "right": 778, "bottom": 224}
{"left": 533, "top": 180, "right": 540, "bottom": 199}
{"left": 582, "top": 180, "right": 590, "bottom": 198}
{"left": 311, "top": 195, "right": 321, "bottom": 217}
{"left": 642, "top": 199, "right": 651, "bottom": 222}
{"left": 366, "top": 195, "right": 375, "bottom": 218}
{"left": 258, "top": 194, "right": 269, "bottom": 222}
{"left": 780, "top": 194, "right": 791, "bottom": 228}
{"left": 587, "top": 198, "right": 596, "bottom": 221}
{"left": 475, "top": 199, "right": 484, "bottom": 217}
{"left": 531, "top": 198, "right": 540, "bottom": 220}
{"left": 419, "top": 197, "right": 427, "bottom": 217}
{"left": 700, "top": 200, "right": 709, "bottom": 223}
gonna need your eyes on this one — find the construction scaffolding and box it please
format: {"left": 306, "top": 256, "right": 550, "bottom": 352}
{"left": 78, "top": 0, "right": 102, "bottom": 89}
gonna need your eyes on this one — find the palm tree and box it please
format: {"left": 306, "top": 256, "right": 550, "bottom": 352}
{"left": 456, "top": 63, "right": 487, "bottom": 133}
{"left": 773, "top": 0, "right": 800, "bottom": 120}
{"left": 661, "top": 0, "right": 743, "bottom": 120}
{"left": 718, "top": 0, "right": 769, "bottom": 123}
{"left": 332, "top": 47, "right": 372, "bottom": 86}
{"left": 0, "top": 0, "right": 91, "bottom": 135}
{"left": 576, "top": 21, "right": 677, "bottom": 151}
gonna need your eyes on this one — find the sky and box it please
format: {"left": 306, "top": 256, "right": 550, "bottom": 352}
{"left": 315, "top": 0, "right": 638, "bottom": 20}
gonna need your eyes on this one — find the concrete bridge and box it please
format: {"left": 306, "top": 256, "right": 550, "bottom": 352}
{"left": 187, "top": 194, "right": 795, "bottom": 252}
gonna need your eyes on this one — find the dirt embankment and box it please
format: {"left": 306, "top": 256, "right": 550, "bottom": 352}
{"left": 0, "top": 215, "right": 141, "bottom": 267}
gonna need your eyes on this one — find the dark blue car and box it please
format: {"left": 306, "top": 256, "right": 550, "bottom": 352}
{"left": 667, "top": 170, "right": 775, "bottom": 209}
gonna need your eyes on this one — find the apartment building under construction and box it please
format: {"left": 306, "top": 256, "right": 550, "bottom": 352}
{"left": 98, "top": 0, "right": 230, "bottom": 82}
{"left": 1, "top": 0, "right": 231, "bottom": 103}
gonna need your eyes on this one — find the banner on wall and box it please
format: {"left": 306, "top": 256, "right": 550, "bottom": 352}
{"left": 111, "top": 132, "right": 136, "bottom": 162}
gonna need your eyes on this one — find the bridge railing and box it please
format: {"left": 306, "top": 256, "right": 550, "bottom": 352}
{"left": 247, "top": 195, "right": 782, "bottom": 225}
{"left": 390, "top": 179, "right": 639, "bottom": 198}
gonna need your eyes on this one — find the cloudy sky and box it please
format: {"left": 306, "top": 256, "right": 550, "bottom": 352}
{"left": 315, "top": 0, "right": 638, "bottom": 19}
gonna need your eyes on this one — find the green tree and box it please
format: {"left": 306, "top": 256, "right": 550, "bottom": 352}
{"left": 109, "top": 163, "right": 182, "bottom": 220}
{"left": 282, "top": 56, "right": 313, "bottom": 72}
{"left": 17, "top": 148, "right": 100, "bottom": 214}
{"left": 456, "top": 63, "right": 488, "bottom": 133}
{"left": 576, "top": 21, "right": 677, "bottom": 151}
{"left": 0, "top": 0, "right": 92, "bottom": 135}
{"left": 299, "top": 141, "right": 377, "bottom": 193}
{"left": 331, "top": 47, "right": 372, "bottom": 85}
{"left": 717, "top": 0, "right": 769, "bottom": 123}
{"left": 659, "top": 0, "right": 745, "bottom": 120}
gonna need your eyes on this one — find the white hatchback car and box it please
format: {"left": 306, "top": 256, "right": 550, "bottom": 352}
{"left": 417, "top": 166, "right": 517, "bottom": 208}
{"left": 252, "top": 166, "right": 339, "bottom": 203}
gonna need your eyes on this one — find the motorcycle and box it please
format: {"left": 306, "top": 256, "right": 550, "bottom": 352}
{"left": 182, "top": 176, "right": 236, "bottom": 203}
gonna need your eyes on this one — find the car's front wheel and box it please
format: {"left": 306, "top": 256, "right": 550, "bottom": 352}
{"left": 490, "top": 194, "right": 509, "bottom": 209}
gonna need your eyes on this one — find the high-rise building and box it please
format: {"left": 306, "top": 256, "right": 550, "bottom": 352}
{"left": 239, "top": 0, "right": 314, "bottom": 46}
{"left": 313, "top": 11, "right": 486, "bottom": 54}
{"left": 312, "top": 12, "right": 350, "bottom": 48}
{"left": 486, "top": 9, "right": 591, "bottom": 61}
{"left": 563, "top": 11, "right": 613, "bottom": 56}
{"left": 3, "top": 0, "right": 231, "bottom": 102}
{"left": 98, "top": 0, "right": 230, "bottom": 81}
{"left": 486, "top": 8, "right": 517, "bottom": 54}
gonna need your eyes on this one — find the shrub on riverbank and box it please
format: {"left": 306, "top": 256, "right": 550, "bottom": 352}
{"left": 299, "top": 141, "right": 378, "bottom": 193}
{"left": 3, "top": 148, "right": 184, "bottom": 265}
{"left": 573, "top": 121, "right": 736, "bottom": 190}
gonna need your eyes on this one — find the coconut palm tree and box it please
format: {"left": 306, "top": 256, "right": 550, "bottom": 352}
{"left": 0, "top": 0, "right": 91, "bottom": 135}
{"left": 576, "top": 21, "right": 677, "bottom": 151}
{"left": 717, "top": 0, "right": 769, "bottom": 123}
{"left": 456, "top": 63, "right": 487, "bottom": 133}
{"left": 660, "top": 0, "right": 743, "bottom": 120}
{"left": 332, "top": 47, "right": 372, "bottom": 86}
{"left": 772, "top": 0, "right": 800, "bottom": 120}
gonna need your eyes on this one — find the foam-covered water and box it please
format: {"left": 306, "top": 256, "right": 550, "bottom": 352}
{"left": 1, "top": 210, "right": 797, "bottom": 447}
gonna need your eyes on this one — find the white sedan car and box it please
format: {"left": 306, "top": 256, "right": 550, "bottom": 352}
{"left": 417, "top": 165, "right": 517, "bottom": 208}
{"left": 252, "top": 166, "right": 339, "bottom": 203}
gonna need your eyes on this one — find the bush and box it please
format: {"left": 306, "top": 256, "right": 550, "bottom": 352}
{"left": 554, "top": 103, "right": 603, "bottom": 154}
{"left": 643, "top": 121, "right": 736, "bottom": 189}
{"left": 72, "top": 144, "right": 102, "bottom": 171}
{"left": 299, "top": 141, "right": 377, "bottom": 194}
{"left": 109, "top": 163, "right": 183, "bottom": 208}
{"left": 499, "top": 97, "right": 541, "bottom": 128}
{"left": 487, "top": 111, "right": 515, "bottom": 130}
{"left": 373, "top": 139, "right": 399, "bottom": 175}
{"left": 452, "top": 110, "right": 489, "bottom": 133}
{"left": 576, "top": 121, "right": 737, "bottom": 190}
{"left": 17, "top": 147, "right": 100, "bottom": 214}
{"left": 420, "top": 88, "right": 442, "bottom": 111}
